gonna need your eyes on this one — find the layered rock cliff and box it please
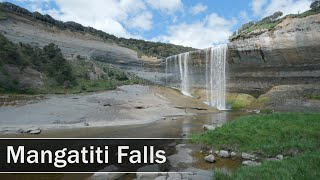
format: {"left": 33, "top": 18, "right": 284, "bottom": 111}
{"left": 227, "top": 13, "right": 320, "bottom": 96}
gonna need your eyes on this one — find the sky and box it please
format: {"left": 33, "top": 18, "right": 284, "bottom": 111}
{"left": 2, "top": 0, "right": 313, "bottom": 48}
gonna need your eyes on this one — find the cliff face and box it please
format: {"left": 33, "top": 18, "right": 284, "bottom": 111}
{"left": 227, "top": 14, "right": 320, "bottom": 96}
{"left": 0, "top": 13, "right": 141, "bottom": 67}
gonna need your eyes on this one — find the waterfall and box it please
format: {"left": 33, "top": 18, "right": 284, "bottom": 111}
{"left": 205, "top": 45, "right": 227, "bottom": 110}
{"left": 178, "top": 52, "right": 191, "bottom": 96}
{"left": 165, "top": 45, "right": 227, "bottom": 110}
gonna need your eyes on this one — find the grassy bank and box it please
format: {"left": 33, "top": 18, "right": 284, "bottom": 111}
{"left": 192, "top": 113, "right": 320, "bottom": 156}
{"left": 215, "top": 152, "right": 320, "bottom": 180}
{"left": 191, "top": 113, "right": 320, "bottom": 179}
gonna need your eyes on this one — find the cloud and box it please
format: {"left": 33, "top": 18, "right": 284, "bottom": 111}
{"left": 153, "top": 13, "right": 236, "bottom": 49}
{"left": 127, "top": 11, "right": 153, "bottom": 31}
{"left": 21, "top": 0, "right": 151, "bottom": 38}
{"left": 251, "top": 0, "right": 311, "bottom": 17}
{"left": 146, "top": 0, "right": 183, "bottom": 13}
{"left": 252, "top": 0, "right": 268, "bottom": 16}
{"left": 239, "top": 11, "right": 251, "bottom": 23}
{"left": 190, "top": 3, "right": 207, "bottom": 15}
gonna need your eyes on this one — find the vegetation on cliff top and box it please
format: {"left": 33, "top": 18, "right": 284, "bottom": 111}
{"left": 0, "top": 2, "right": 196, "bottom": 58}
{"left": 0, "top": 33, "right": 144, "bottom": 94}
{"left": 229, "top": 0, "right": 320, "bottom": 41}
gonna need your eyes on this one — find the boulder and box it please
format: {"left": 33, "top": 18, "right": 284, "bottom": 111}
{"left": 230, "top": 152, "right": 237, "bottom": 157}
{"left": 242, "top": 153, "right": 256, "bottom": 160}
{"left": 242, "top": 160, "right": 261, "bottom": 166}
{"left": 218, "top": 150, "right": 230, "bottom": 158}
{"left": 276, "top": 154, "right": 284, "bottom": 160}
{"left": 29, "top": 129, "right": 41, "bottom": 134}
{"left": 203, "top": 125, "right": 216, "bottom": 131}
{"left": 204, "top": 154, "right": 216, "bottom": 163}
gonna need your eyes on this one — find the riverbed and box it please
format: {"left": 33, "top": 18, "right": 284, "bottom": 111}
{"left": 0, "top": 85, "right": 249, "bottom": 179}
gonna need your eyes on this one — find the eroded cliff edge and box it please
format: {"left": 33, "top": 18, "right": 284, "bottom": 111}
{"left": 227, "top": 13, "right": 320, "bottom": 96}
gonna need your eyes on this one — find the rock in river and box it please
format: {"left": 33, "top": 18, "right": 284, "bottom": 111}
{"left": 203, "top": 125, "right": 216, "bottom": 131}
{"left": 242, "top": 153, "right": 256, "bottom": 160}
{"left": 218, "top": 150, "right": 230, "bottom": 158}
{"left": 204, "top": 154, "right": 216, "bottom": 163}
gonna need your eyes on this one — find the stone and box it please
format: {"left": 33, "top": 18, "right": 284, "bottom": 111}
{"left": 219, "top": 150, "right": 230, "bottom": 158}
{"left": 242, "top": 153, "right": 256, "bottom": 160}
{"left": 136, "top": 173, "right": 159, "bottom": 179}
{"left": 215, "top": 151, "right": 219, "bottom": 155}
{"left": 154, "top": 176, "right": 167, "bottom": 180}
{"left": 254, "top": 110, "right": 261, "bottom": 114}
{"left": 203, "top": 125, "right": 216, "bottom": 131}
{"left": 29, "top": 129, "right": 41, "bottom": 134}
{"left": 89, "top": 165, "right": 123, "bottom": 180}
{"left": 204, "top": 154, "right": 216, "bottom": 163}
{"left": 266, "top": 158, "right": 280, "bottom": 161}
{"left": 231, "top": 152, "right": 237, "bottom": 157}
{"left": 242, "top": 160, "right": 261, "bottom": 166}
{"left": 19, "top": 128, "right": 41, "bottom": 134}
{"left": 276, "top": 154, "right": 284, "bottom": 160}
{"left": 167, "top": 173, "right": 182, "bottom": 180}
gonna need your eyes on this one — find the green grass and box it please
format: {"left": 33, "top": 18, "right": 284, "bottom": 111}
{"left": 191, "top": 113, "right": 320, "bottom": 179}
{"left": 227, "top": 93, "right": 256, "bottom": 110}
{"left": 214, "top": 152, "right": 320, "bottom": 180}
{"left": 191, "top": 113, "right": 320, "bottom": 157}
{"left": 40, "top": 59, "right": 144, "bottom": 94}
{"left": 230, "top": 9, "right": 320, "bottom": 41}
{"left": 0, "top": 10, "right": 7, "bottom": 20}
{"left": 305, "top": 94, "right": 320, "bottom": 100}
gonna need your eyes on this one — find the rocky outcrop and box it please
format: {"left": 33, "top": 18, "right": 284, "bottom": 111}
{"left": 0, "top": 65, "right": 44, "bottom": 90}
{"left": 258, "top": 84, "right": 320, "bottom": 112}
{"left": 227, "top": 14, "right": 320, "bottom": 96}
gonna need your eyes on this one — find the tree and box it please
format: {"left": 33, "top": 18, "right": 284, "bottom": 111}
{"left": 310, "top": 1, "right": 320, "bottom": 10}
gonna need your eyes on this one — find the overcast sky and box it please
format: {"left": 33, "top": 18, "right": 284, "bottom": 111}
{"left": 3, "top": 0, "right": 312, "bottom": 48}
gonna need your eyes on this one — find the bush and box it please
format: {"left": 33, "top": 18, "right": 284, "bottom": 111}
{"left": 0, "top": 33, "right": 77, "bottom": 90}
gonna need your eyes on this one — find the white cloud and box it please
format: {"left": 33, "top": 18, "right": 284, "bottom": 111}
{"left": 22, "top": 0, "right": 152, "bottom": 38}
{"left": 153, "top": 13, "right": 236, "bottom": 49}
{"left": 239, "top": 11, "right": 251, "bottom": 23}
{"left": 252, "top": 0, "right": 268, "bottom": 16}
{"left": 190, "top": 3, "right": 207, "bottom": 15}
{"left": 127, "top": 11, "right": 153, "bottom": 31}
{"left": 146, "top": 0, "right": 183, "bottom": 13}
{"left": 251, "top": 0, "right": 311, "bottom": 17}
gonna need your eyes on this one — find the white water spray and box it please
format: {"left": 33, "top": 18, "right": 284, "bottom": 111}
{"left": 205, "top": 45, "right": 227, "bottom": 110}
{"left": 165, "top": 45, "right": 227, "bottom": 110}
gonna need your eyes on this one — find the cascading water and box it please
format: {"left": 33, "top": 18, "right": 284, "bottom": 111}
{"left": 165, "top": 45, "right": 227, "bottom": 110}
{"left": 178, "top": 52, "right": 191, "bottom": 96}
{"left": 205, "top": 45, "right": 227, "bottom": 110}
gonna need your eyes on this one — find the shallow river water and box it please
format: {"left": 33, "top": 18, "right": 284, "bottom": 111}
{"left": 0, "top": 110, "right": 250, "bottom": 180}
